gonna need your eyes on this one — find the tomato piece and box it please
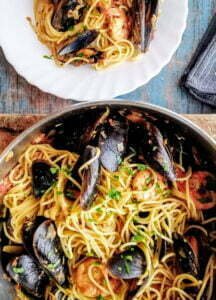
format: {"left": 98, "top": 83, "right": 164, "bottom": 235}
{"left": 189, "top": 171, "right": 216, "bottom": 210}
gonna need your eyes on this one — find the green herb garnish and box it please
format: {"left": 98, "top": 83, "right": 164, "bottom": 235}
{"left": 50, "top": 167, "right": 59, "bottom": 174}
{"left": 13, "top": 267, "right": 24, "bottom": 274}
{"left": 68, "top": 25, "right": 74, "bottom": 31}
{"left": 131, "top": 234, "right": 144, "bottom": 243}
{"left": 96, "top": 207, "right": 103, "bottom": 213}
{"left": 137, "top": 164, "right": 148, "bottom": 171}
{"left": 124, "top": 260, "right": 131, "bottom": 274}
{"left": 108, "top": 188, "right": 121, "bottom": 200}
{"left": 77, "top": 52, "right": 84, "bottom": 57}
{"left": 97, "top": 295, "right": 105, "bottom": 300}
{"left": 56, "top": 190, "right": 63, "bottom": 195}
{"left": 43, "top": 54, "right": 53, "bottom": 60}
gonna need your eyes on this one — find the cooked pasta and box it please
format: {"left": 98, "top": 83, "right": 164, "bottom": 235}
{"left": 28, "top": 0, "right": 159, "bottom": 69}
{"left": 1, "top": 108, "right": 216, "bottom": 300}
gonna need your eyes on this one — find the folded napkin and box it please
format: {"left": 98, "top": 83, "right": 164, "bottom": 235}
{"left": 181, "top": 14, "right": 216, "bottom": 107}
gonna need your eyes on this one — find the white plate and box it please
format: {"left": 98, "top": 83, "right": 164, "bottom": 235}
{"left": 0, "top": 0, "right": 188, "bottom": 101}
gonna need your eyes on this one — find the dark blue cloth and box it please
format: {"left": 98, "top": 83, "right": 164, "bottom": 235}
{"left": 182, "top": 14, "right": 216, "bottom": 107}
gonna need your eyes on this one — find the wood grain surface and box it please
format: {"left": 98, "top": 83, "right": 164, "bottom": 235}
{"left": 0, "top": 114, "right": 215, "bottom": 154}
{"left": 0, "top": 0, "right": 216, "bottom": 114}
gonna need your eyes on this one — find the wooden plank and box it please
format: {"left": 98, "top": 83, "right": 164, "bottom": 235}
{"left": 0, "top": 0, "right": 216, "bottom": 114}
{"left": 0, "top": 114, "right": 215, "bottom": 154}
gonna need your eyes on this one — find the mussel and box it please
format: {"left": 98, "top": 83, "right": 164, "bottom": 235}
{"left": 58, "top": 30, "right": 98, "bottom": 56}
{"left": 79, "top": 145, "right": 100, "bottom": 209}
{"left": 127, "top": 112, "right": 175, "bottom": 183}
{"left": 132, "top": 0, "right": 159, "bottom": 52}
{"left": 32, "top": 161, "right": 56, "bottom": 198}
{"left": 52, "top": 0, "right": 86, "bottom": 32}
{"left": 99, "top": 114, "right": 128, "bottom": 172}
{"left": 23, "top": 217, "right": 67, "bottom": 285}
{"left": 173, "top": 233, "right": 199, "bottom": 278}
{"left": 6, "top": 255, "right": 48, "bottom": 298}
{"left": 108, "top": 246, "right": 146, "bottom": 279}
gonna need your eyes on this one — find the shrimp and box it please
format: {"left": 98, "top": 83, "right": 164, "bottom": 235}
{"left": 105, "top": 7, "right": 131, "bottom": 41}
{"left": 175, "top": 169, "right": 216, "bottom": 210}
{"left": 73, "top": 258, "right": 122, "bottom": 297}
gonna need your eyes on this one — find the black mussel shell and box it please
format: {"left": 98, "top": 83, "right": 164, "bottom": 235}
{"left": 131, "top": 0, "right": 159, "bottom": 52}
{"left": 127, "top": 114, "right": 175, "bottom": 183}
{"left": 32, "top": 161, "right": 56, "bottom": 198}
{"left": 143, "top": 0, "right": 159, "bottom": 51}
{"left": 99, "top": 114, "right": 128, "bottom": 172}
{"left": 32, "top": 219, "right": 67, "bottom": 285}
{"left": 79, "top": 145, "right": 100, "bottom": 209}
{"left": 22, "top": 216, "right": 47, "bottom": 254}
{"left": 108, "top": 246, "right": 146, "bottom": 279}
{"left": 173, "top": 233, "right": 199, "bottom": 278}
{"left": 6, "top": 255, "right": 48, "bottom": 298}
{"left": 52, "top": 0, "right": 85, "bottom": 32}
{"left": 58, "top": 30, "right": 98, "bottom": 56}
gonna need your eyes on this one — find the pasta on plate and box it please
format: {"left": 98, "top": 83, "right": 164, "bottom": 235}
{"left": 29, "top": 0, "right": 160, "bottom": 69}
{"left": 0, "top": 107, "right": 216, "bottom": 300}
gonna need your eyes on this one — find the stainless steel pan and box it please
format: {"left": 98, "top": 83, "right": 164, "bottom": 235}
{"left": 0, "top": 101, "right": 215, "bottom": 300}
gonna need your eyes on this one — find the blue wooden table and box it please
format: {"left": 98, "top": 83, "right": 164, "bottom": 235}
{"left": 0, "top": 0, "right": 215, "bottom": 114}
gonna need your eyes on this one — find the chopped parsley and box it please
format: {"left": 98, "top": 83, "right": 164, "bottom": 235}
{"left": 65, "top": 190, "right": 74, "bottom": 198}
{"left": 61, "top": 166, "right": 72, "bottom": 175}
{"left": 93, "top": 261, "right": 101, "bottom": 266}
{"left": 113, "top": 175, "right": 119, "bottom": 180}
{"left": 43, "top": 54, "right": 53, "bottom": 60}
{"left": 50, "top": 167, "right": 59, "bottom": 174}
{"left": 77, "top": 52, "right": 84, "bottom": 57}
{"left": 108, "top": 188, "right": 121, "bottom": 200}
{"left": 97, "top": 295, "right": 105, "bottom": 300}
{"left": 124, "top": 260, "right": 131, "bottom": 274}
{"left": 131, "top": 234, "right": 144, "bottom": 243}
{"left": 56, "top": 190, "right": 63, "bottom": 195}
{"left": 122, "top": 166, "right": 134, "bottom": 175}
{"left": 162, "top": 162, "right": 169, "bottom": 173}
{"left": 137, "top": 164, "right": 148, "bottom": 171}
{"left": 96, "top": 207, "right": 103, "bottom": 213}
{"left": 13, "top": 267, "right": 24, "bottom": 274}
{"left": 145, "top": 176, "right": 152, "bottom": 185}
{"left": 47, "top": 260, "right": 60, "bottom": 270}
{"left": 68, "top": 25, "right": 74, "bottom": 31}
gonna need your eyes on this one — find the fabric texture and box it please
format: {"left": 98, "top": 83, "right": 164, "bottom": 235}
{"left": 182, "top": 14, "right": 216, "bottom": 107}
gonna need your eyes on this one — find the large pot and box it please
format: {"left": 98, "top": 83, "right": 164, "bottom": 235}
{"left": 0, "top": 101, "right": 215, "bottom": 300}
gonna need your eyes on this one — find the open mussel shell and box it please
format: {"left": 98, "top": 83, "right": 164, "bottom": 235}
{"left": 32, "top": 161, "right": 56, "bottom": 198}
{"left": 52, "top": 0, "right": 85, "bottom": 32}
{"left": 132, "top": 0, "right": 159, "bottom": 52}
{"left": 6, "top": 255, "right": 48, "bottom": 298}
{"left": 58, "top": 30, "right": 98, "bottom": 56}
{"left": 173, "top": 233, "right": 199, "bottom": 278}
{"left": 99, "top": 114, "right": 128, "bottom": 172}
{"left": 32, "top": 219, "right": 67, "bottom": 285}
{"left": 127, "top": 113, "right": 175, "bottom": 183}
{"left": 108, "top": 246, "right": 146, "bottom": 279}
{"left": 79, "top": 145, "right": 100, "bottom": 209}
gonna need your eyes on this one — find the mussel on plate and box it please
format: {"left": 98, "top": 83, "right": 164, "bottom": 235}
{"left": 52, "top": 0, "right": 86, "bottom": 32}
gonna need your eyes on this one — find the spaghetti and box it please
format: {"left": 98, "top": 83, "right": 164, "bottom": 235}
{"left": 1, "top": 109, "right": 216, "bottom": 300}
{"left": 29, "top": 0, "right": 158, "bottom": 69}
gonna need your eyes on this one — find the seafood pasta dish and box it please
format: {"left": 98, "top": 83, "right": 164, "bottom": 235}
{"left": 29, "top": 0, "right": 159, "bottom": 69}
{"left": 0, "top": 107, "right": 216, "bottom": 300}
